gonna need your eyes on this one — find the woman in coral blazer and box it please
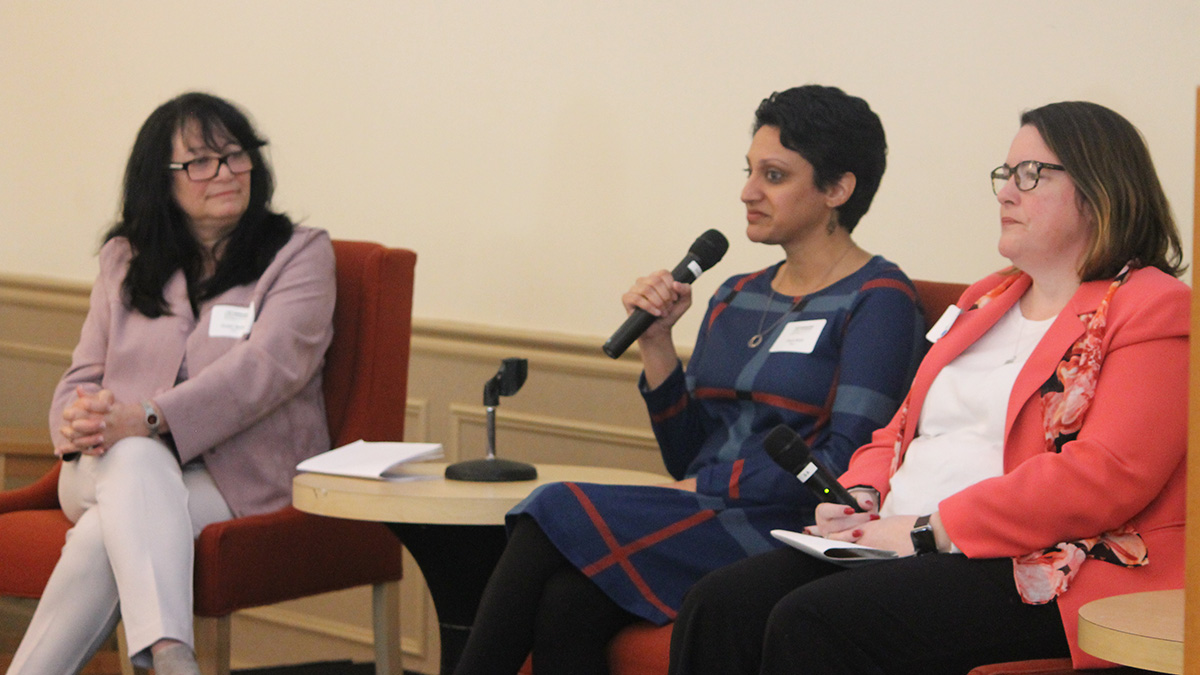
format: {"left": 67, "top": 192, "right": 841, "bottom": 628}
{"left": 668, "top": 100, "right": 1188, "bottom": 674}
{"left": 7, "top": 93, "right": 334, "bottom": 675}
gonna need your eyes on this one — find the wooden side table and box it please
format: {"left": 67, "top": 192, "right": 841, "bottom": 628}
{"left": 1077, "top": 589, "right": 1183, "bottom": 674}
{"left": 294, "top": 462, "right": 667, "bottom": 674}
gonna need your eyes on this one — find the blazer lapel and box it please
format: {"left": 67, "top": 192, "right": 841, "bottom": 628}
{"left": 899, "top": 274, "right": 1031, "bottom": 452}
{"left": 1003, "top": 279, "right": 1112, "bottom": 450}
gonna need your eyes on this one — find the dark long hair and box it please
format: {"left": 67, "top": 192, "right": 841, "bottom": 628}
{"left": 105, "top": 92, "right": 294, "bottom": 317}
{"left": 753, "top": 85, "right": 887, "bottom": 232}
{"left": 1020, "top": 101, "right": 1184, "bottom": 280}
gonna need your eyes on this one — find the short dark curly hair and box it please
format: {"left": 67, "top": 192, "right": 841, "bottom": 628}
{"left": 753, "top": 85, "right": 887, "bottom": 232}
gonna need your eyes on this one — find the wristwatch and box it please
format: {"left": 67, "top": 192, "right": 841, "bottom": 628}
{"left": 910, "top": 514, "right": 937, "bottom": 555}
{"left": 141, "top": 400, "right": 161, "bottom": 438}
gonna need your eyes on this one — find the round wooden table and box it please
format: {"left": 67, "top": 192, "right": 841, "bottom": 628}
{"left": 1077, "top": 589, "right": 1183, "bottom": 674}
{"left": 294, "top": 462, "right": 667, "bottom": 674}
{"left": 294, "top": 462, "right": 667, "bottom": 525}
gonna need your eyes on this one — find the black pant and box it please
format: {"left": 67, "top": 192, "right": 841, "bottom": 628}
{"left": 453, "top": 516, "right": 639, "bottom": 675}
{"left": 669, "top": 548, "right": 1071, "bottom": 675}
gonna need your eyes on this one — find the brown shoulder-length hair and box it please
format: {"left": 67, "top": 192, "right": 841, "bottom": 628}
{"left": 1020, "top": 101, "right": 1185, "bottom": 281}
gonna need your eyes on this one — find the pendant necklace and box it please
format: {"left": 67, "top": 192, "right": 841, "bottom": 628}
{"left": 747, "top": 288, "right": 793, "bottom": 348}
{"left": 1003, "top": 312, "right": 1026, "bottom": 365}
{"left": 747, "top": 246, "right": 854, "bottom": 349}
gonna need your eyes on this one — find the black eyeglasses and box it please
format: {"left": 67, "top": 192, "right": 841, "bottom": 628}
{"left": 990, "top": 160, "right": 1066, "bottom": 195}
{"left": 168, "top": 148, "right": 255, "bottom": 181}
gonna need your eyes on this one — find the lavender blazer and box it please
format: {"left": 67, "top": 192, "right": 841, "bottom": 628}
{"left": 50, "top": 226, "right": 336, "bottom": 517}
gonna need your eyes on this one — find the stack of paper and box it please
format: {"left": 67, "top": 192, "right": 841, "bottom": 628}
{"left": 297, "top": 440, "right": 444, "bottom": 481}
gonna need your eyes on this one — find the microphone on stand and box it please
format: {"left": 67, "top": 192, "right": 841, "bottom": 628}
{"left": 445, "top": 358, "right": 538, "bottom": 482}
{"left": 763, "top": 424, "right": 865, "bottom": 512}
{"left": 602, "top": 229, "right": 729, "bottom": 359}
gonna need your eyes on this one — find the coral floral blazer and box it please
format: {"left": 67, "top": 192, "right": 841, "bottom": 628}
{"left": 839, "top": 266, "right": 1189, "bottom": 669}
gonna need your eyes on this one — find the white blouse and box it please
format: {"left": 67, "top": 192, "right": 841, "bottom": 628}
{"left": 881, "top": 304, "right": 1054, "bottom": 517}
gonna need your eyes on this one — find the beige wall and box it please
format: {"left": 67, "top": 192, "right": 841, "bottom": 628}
{"left": 1, "top": 2, "right": 1198, "bottom": 345}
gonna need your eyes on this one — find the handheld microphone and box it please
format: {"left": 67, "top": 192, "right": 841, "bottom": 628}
{"left": 603, "top": 229, "right": 729, "bottom": 359}
{"left": 763, "top": 424, "right": 865, "bottom": 512}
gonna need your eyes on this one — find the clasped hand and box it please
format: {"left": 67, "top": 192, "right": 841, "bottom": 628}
{"left": 56, "top": 385, "right": 145, "bottom": 457}
{"left": 806, "top": 494, "right": 920, "bottom": 556}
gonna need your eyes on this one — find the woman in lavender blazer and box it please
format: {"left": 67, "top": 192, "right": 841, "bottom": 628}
{"left": 7, "top": 93, "right": 335, "bottom": 675}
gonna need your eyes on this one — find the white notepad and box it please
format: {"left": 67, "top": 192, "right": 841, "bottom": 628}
{"left": 771, "top": 529, "right": 899, "bottom": 566}
{"left": 297, "top": 439, "right": 444, "bottom": 481}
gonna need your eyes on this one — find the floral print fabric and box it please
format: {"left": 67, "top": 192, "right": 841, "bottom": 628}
{"left": 1014, "top": 266, "right": 1146, "bottom": 604}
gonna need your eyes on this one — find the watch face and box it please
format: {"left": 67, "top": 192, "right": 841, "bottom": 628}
{"left": 911, "top": 517, "right": 937, "bottom": 555}
{"left": 142, "top": 401, "right": 161, "bottom": 433}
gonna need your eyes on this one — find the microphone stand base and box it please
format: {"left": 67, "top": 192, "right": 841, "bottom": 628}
{"left": 444, "top": 458, "right": 538, "bottom": 482}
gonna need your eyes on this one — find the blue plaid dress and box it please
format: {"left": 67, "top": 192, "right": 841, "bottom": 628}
{"left": 510, "top": 256, "right": 925, "bottom": 624}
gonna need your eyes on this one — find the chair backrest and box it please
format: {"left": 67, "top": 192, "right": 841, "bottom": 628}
{"left": 912, "top": 279, "right": 968, "bottom": 332}
{"left": 323, "top": 240, "right": 418, "bottom": 447}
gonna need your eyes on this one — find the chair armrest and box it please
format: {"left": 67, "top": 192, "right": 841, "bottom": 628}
{"left": 0, "top": 463, "right": 62, "bottom": 514}
{"left": 193, "top": 505, "right": 404, "bottom": 616}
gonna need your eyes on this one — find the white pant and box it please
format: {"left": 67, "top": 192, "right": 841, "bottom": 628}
{"left": 6, "top": 437, "right": 233, "bottom": 674}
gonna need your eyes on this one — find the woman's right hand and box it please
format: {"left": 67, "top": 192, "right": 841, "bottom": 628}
{"left": 621, "top": 269, "right": 693, "bottom": 341}
{"left": 56, "top": 385, "right": 113, "bottom": 456}
{"left": 806, "top": 492, "right": 879, "bottom": 538}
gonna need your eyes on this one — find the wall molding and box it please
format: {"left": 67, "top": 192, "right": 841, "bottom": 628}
{"left": 0, "top": 340, "right": 72, "bottom": 365}
{"left": 0, "top": 271, "right": 689, "bottom": 376}
{"left": 448, "top": 404, "right": 658, "bottom": 451}
{"left": 0, "top": 427, "right": 52, "bottom": 456}
{"left": 412, "top": 319, "right": 671, "bottom": 380}
{"left": 405, "top": 398, "right": 430, "bottom": 445}
{"left": 0, "top": 273, "right": 90, "bottom": 312}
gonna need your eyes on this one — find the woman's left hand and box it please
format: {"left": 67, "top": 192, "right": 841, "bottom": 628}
{"left": 98, "top": 400, "right": 154, "bottom": 451}
{"left": 826, "top": 515, "right": 918, "bottom": 555}
{"left": 57, "top": 387, "right": 156, "bottom": 455}
{"left": 822, "top": 513, "right": 948, "bottom": 556}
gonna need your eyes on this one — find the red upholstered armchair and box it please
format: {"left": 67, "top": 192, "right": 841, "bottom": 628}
{"left": 0, "top": 239, "right": 416, "bottom": 675}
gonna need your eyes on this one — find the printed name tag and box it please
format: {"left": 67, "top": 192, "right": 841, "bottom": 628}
{"left": 769, "top": 319, "right": 826, "bottom": 354}
{"left": 209, "top": 303, "right": 255, "bottom": 338}
{"left": 925, "top": 305, "right": 961, "bottom": 344}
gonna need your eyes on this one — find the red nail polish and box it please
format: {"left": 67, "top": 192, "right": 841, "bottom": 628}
{"left": 869, "top": 513, "right": 881, "bottom": 520}
{"left": 844, "top": 506, "right": 855, "bottom": 515}
{"left": 852, "top": 529, "right": 863, "bottom": 538}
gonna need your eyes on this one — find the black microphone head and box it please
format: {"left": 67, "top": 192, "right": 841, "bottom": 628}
{"left": 763, "top": 424, "right": 812, "bottom": 475}
{"left": 688, "top": 229, "right": 729, "bottom": 272}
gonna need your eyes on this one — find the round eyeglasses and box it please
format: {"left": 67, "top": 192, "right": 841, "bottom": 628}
{"left": 168, "top": 149, "right": 255, "bottom": 181}
{"left": 991, "top": 160, "right": 1065, "bottom": 195}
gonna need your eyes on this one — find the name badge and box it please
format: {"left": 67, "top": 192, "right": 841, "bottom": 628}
{"left": 209, "top": 303, "right": 255, "bottom": 339}
{"left": 770, "top": 319, "right": 826, "bottom": 354}
{"left": 925, "top": 305, "right": 961, "bottom": 344}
